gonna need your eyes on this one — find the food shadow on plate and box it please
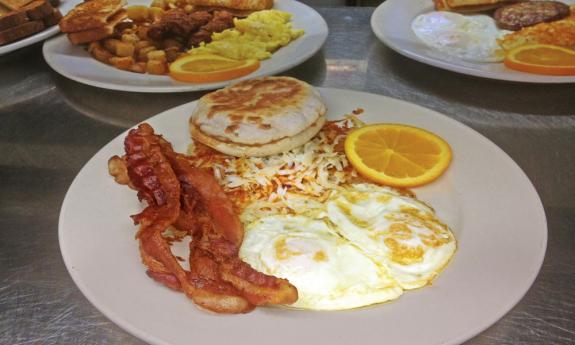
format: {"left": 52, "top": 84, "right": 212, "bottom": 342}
{"left": 366, "top": 42, "right": 575, "bottom": 118}
{"left": 52, "top": 49, "right": 328, "bottom": 129}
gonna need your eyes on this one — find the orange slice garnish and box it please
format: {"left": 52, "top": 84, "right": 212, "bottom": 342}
{"left": 344, "top": 124, "right": 452, "bottom": 188}
{"left": 169, "top": 54, "right": 260, "bottom": 83}
{"left": 504, "top": 44, "right": 575, "bottom": 76}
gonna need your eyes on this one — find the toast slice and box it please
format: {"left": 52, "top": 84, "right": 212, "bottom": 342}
{"left": 0, "top": 19, "right": 43, "bottom": 45}
{"left": 0, "top": 8, "right": 27, "bottom": 31}
{"left": 67, "top": 9, "right": 126, "bottom": 45}
{"left": 23, "top": 0, "right": 53, "bottom": 20}
{"left": 60, "top": 0, "right": 126, "bottom": 33}
{"left": 0, "top": 0, "right": 34, "bottom": 11}
{"left": 188, "top": 0, "right": 273, "bottom": 10}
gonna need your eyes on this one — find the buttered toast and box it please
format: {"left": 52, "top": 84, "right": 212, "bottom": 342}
{"left": 66, "top": 9, "right": 126, "bottom": 44}
{"left": 59, "top": 0, "right": 126, "bottom": 33}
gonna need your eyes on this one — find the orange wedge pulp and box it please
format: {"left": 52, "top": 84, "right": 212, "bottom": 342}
{"left": 504, "top": 44, "right": 575, "bottom": 76}
{"left": 344, "top": 124, "right": 452, "bottom": 188}
{"left": 169, "top": 54, "right": 260, "bottom": 83}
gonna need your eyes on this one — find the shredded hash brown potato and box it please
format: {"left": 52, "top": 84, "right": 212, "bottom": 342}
{"left": 186, "top": 116, "right": 369, "bottom": 218}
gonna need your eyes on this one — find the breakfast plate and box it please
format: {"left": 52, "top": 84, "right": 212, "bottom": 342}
{"left": 59, "top": 88, "right": 547, "bottom": 345}
{"left": 0, "top": 0, "right": 80, "bottom": 56}
{"left": 371, "top": 0, "right": 575, "bottom": 83}
{"left": 42, "top": 0, "right": 328, "bottom": 92}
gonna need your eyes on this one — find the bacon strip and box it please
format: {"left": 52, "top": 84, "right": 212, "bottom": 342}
{"left": 109, "top": 123, "right": 297, "bottom": 313}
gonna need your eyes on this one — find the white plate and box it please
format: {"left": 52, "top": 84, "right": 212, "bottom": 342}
{"left": 0, "top": 0, "right": 80, "bottom": 56}
{"left": 59, "top": 88, "right": 547, "bottom": 345}
{"left": 371, "top": 0, "right": 575, "bottom": 83}
{"left": 42, "top": 0, "right": 328, "bottom": 92}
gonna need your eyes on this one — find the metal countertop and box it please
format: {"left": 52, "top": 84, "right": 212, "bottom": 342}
{"left": 1, "top": 6, "right": 574, "bottom": 345}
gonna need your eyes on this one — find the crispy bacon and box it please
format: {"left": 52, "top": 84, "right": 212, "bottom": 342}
{"left": 109, "top": 123, "right": 297, "bottom": 314}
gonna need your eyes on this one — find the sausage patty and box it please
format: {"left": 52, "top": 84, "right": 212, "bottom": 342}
{"left": 494, "top": 1, "right": 571, "bottom": 31}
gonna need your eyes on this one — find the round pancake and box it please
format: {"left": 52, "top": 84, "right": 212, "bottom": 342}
{"left": 190, "top": 115, "right": 326, "bottom": 157}
{"left": 190, "top": 77, "right": 326, "bottom": 156}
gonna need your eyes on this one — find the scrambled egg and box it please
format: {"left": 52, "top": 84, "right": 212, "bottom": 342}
{"left": 189, "top": 10, "right": 305, "bottom": 60}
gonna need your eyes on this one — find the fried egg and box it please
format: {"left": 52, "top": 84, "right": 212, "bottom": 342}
{"left": 239, "top": 182, "right": 456, "bottom": 310}
{"left": 326, "top": 184, "right": 456, "bottom": 290}
{"left": 411, "top": 11, "right": 510, "bottom": 62}
{"left": 239, "top": 215, "right": 403, "bottom": 310}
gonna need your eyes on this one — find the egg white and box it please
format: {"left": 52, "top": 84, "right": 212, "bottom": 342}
{"left": 239, "top": 215, "right": 403, "bottom": 310}
{"left": 326, "top": 184, "right": 456, "bottom": 290}
{"left": 411, "top": 11, "right": 510, "bottom": 62}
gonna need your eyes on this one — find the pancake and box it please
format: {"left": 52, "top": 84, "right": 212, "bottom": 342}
{"left": 190, "top": 77, "right": 327, "bottom": 157}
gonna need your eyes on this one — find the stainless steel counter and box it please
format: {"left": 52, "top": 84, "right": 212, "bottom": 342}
{"left": 1, "top": 6, "right": 574, "bottom": 345}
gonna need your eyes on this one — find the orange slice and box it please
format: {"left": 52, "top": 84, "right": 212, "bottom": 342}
{"left": 344, "top": 124, "right": 452, "bottom": 188}
{"left": 169, "top": 54, "right": 260, "bottom": 83}
{"left": 504, "top": 44, "right": 575, "bottom": 76}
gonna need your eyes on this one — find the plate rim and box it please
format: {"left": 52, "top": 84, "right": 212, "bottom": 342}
{"left": 370, "top": 0, "right": 575, "bottom": 84}
{"left": 42, "top": 0, "right": 328, "bottom": 93}
{"left": 0, "top": 0, "right": 81, "bottom": 56}
{"left": 58, "top": 87, "right": 547, "bottom": 345}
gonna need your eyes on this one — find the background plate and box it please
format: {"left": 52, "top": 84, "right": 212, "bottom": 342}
{"left": 43, "top": 0, "right": 328, "bottom": 92}
{"left": 371, "top": 0, "right": 575, "bottom": 83}
{"left": 0, "top": 0, "right": 80, "bottom": 56}
{"left": 59, "top": 88, "right": 547, "bottom": 345}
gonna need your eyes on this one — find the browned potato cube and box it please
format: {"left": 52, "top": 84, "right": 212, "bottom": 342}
{"left": 127, "top": 6, "right": 149, "bottom": 22}
{"left": 138, "top": 46, "right": 157, "bottom": 61}
{"left": 103, "top": 39, "right": 121, "bottom": 53}
{"left": 130, "top": 62, "right": 147, "bottom": 74}
{"left": 110, "top": 56, "right": 135, "bottom": 71}
{"left": 121, "top": 33, "right": 139, "bottom": 44}
{"left": 165, "top": 48, "right": 180, "bottom": 63}
{"left": 137, "top": 25, "right": 150, "bottom": 40}
{"left": 147, "top": 50, "right": 166, "bottom": 62}
{"left": 88, "top": 42, "right": 114, "bottom": 64}
{"left": 146, "top": 60, "right": 167, "bottom": 75}
{"left": 135, "top": 40, "right": 153, "bottom": 51}
{"left": 116, "top": 42, "right": 135, "bottom": 57}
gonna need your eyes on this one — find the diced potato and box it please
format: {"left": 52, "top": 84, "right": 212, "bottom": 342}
{"left": 165, "top": 48, "right": 180, "bottom": 62}
{"left": 146, "top": 59, "right": 167, "bottom": 75}
{"left": 147, "top": 50, "right": 166, "bottom": 62}
{"left": 127, "top": 6, "right": 149, "bottom": 22}
{"left": 183, "top": 4, "right": 193, "bottom": 13}
{"left": 88, "top": 42, "right": 114, "bottom": 64}
{"left": 149, "top": 7, "right": 164, "bottom": 21}
{"left": 115, "top": 41, "right": 135, "bottom": 57}
{"left": 121, "top": 33, "right": 139, "bottom": 44}
{"left": 110, "top": 56, "right": 135, "bottom": 71}
{"left": 130, "top": 62, "right": 147, "bottom": 74}
{"left": 138, "top": 46, "right": 156, "bottom": 61}
{"left": 135, "top": 40, "right": 153, "bottom": 50}
{"left": 137, "top": 25, "right": 150, "bottom": 40}
{"left": 103, "top": 39, "right": 121, "bottom": 53}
